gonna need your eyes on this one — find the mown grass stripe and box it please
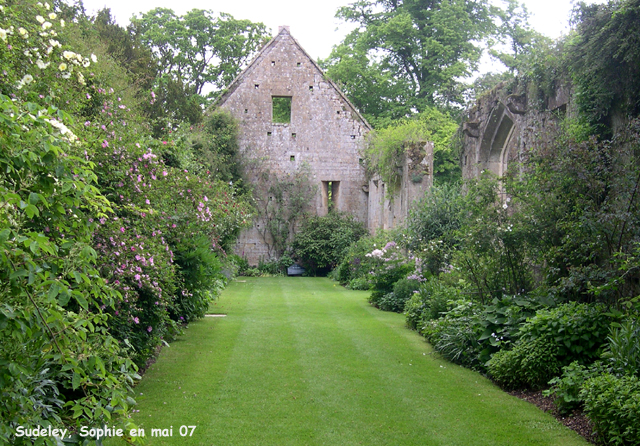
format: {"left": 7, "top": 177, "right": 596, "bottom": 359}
{"left": 107, "top": 277, "right": 589, "bottom": 446}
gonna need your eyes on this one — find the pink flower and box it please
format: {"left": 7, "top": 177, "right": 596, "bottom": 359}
{"left": 162, "top": 171, "right": 168, "bottom": 177}
{"left": 162, "top": 141, "right": 167, "bottom": 145}
{"left": 102, "top": 140, "right": 109, "bottom": 148}
{"left": 133, "top": 317, "right": 139, "bottom": 324}
{"left": 147, "top": 326, "right": 152, "bottom": 332}
{"left": 120, "top": 227, "right": 125, "bottom": 233}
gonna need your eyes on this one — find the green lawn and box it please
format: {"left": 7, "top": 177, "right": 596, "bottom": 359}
{"left": 108, "top": 277, "right": 590, "bottom": 445}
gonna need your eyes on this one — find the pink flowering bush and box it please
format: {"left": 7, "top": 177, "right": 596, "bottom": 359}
{"left": 0, "top": 1, "right": 143, "bottom": 441}
{"left": 77, "top": 72, "right": 251, "bottom": 364}
{"left": 1, "top": 1, "right": 252, "bottom": 441}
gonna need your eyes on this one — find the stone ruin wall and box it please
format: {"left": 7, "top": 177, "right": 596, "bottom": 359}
{"left": 219, "top": 28, "right": 432, "bottom": 264}
{"left": 367, "top": 142, "right": 434, "bottom": 234}
{"left": 461, "top": 81, "right": 573, "bottom": 181}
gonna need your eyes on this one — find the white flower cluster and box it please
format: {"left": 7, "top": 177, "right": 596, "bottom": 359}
{"left": 17, "top": 74, "right": 34, "bottom": 89}
{"left": 366, "top": 249, "right": 385, "bottom": 259}
{"left": 0, "top": 25, "right": 12, "bottom": 42}
{"left": 45, "top": 118, "right": 79, "bottom": 144}
{"left": 2, "top": 2, "right": 98, "bottom": 89}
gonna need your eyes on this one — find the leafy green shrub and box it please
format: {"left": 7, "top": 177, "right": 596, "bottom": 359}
{"left": 518, "top": 301, "right": 614, "bottom": 365}
{"left": 424, "top": 316, "right": 483, "bottom": 369}
{"left": 476, "top": 295, "right": 542, "bottom": 364}
{"left": 380, "top": 278, "right": 422, "bottom": 313}
{"left": 229, "top": 254, "right": 250, "bottom": 275}
{"left": 452, "top": 174, "right": 531, "bottom": 303}
{"left": 581, "top": 373, "right": 640, "bottom": 446}
{"left": 405, "top": 279, "right": 456, "bottom": 330}
{"left": 348, "top": 277, "right": 371, "bottom": 290}
{"left": 258, "top": 258, "right": 284, "bottom": 276}
{"left": 291, "top": 212, "right": 367, "bottom": 275}
{"left": 243, "top": 267, "right": 262, "bottom": 277}
{"left": 0, "top": 7, "right": 142, "bottom": 436}
{"left": 172, "top": 236, "right": 225, "bottom": 323}
{"left": 602, "top": 318, "right": 640, "bottom": 376}
{"left": 256, "top": 254, "right": 294, "bottom": 276}
{"left": 488, "top": 337, "right": 561, "bottom": 389}
{"left": 545, "top": 361, "right": 607, "bottom": 415}
{"left": 405, "top": 182, "right": 462, "bottom": 274}
{"left": 377, "top": 276, "right": 421, "bottom": 312}
{"left": 377, "top": 293, "right": 402, "bottom": 312}
{"left": 332, "top": 230, "right": 398, "bottom": 285}
{"left": 366, "top": 241, "right": 415, "bottom": 308}
{"left": 422, "top": 299, "right": 484, "bottom": 369}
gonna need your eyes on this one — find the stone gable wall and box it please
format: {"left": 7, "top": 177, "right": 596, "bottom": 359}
{"left": 219, "top": 28, "right": 432, "bottom": 264}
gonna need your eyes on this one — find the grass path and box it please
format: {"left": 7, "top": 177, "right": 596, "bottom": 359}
{"left": 110, "top": 277, "right": 590, "bottom": 445}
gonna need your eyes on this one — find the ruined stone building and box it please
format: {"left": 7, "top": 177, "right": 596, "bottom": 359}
{"left": 217, "top": 27, "right": 432, "bottom": 264}
{"left": 461, "top": 81, "right": 572, "bottom": 181}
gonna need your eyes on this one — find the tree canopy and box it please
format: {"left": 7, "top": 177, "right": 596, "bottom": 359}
{"left": 321, "top": 0, "right": 498, "bottom": 122}
{"left": 131, "top": 8, "right": 269, "bottom": 97}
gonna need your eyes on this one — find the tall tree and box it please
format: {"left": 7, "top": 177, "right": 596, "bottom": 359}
{"left": 321, "top": 0, "right": 498, "bottom": 120}
{"left": 487, "top": 0, "right": 548, "bottom": 74}
{"left": 93, "top": 8, "right": 157, "bottom": 92}
{"left": 131, "top": 8, "right": 270, "bottom": 98}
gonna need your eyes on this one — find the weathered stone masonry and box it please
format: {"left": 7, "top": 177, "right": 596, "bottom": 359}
{"left": 218, "top": 27, "right": 432, "bottom": 264}
{"left": 461, "top": 81, "right": 572, "bottom": 181}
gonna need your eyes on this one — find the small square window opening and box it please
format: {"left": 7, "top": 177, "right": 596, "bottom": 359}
{"left": 272, "top": 96, "right": 292, "bottom": 124}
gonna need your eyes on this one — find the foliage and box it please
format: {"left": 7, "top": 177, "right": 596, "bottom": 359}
{"left": 518, "top": 302, "right": 614, "bottom": 365}
{"left": 376, "top": 278, "right": 421, "bottom": 313}
{"left": 0, "top": 1, "right": 252, "bottom": 440}
{"left": 172, "top": 235, "right": 225, "bottom": 323}
{"left": 487, "top": 0, "right": 549, "bottom": 75}
{"left": 393, "top": 278, "right": 421, "bottom": 306}
{"left": 322, "top": 0, "right": 498, "bottom": 115}
{"left": 92, "top": 8, "right": 156, "bottom": 93}
{"left": 188, "top": 109, "right": 245, "bottom": 186}
{"left": 509, "top": 118, "right": 640, "bottom": 305}
{"left": 486, "top": 301, "right": 613, "bottom": 390}
{"left": 0, "top": 3, "right": 145, "bottom": 442}
{"left": 569, "top": 0, "right": 640, "bottom": 127}
{"left": 406, "top": 182, "right": 462, "bottom": 274}
{"left": 602, "top": 318, "right": 640, "bottom": 377}
{"left": 405, "top": 279, "right": 458, "bottom": 330}
{"left": 250, "top": 164, "right": 317, "bottom": 260}
{"left": 347, "top": 276, "right": 371, "bottom": 291}
{"left": 132, "top": 8, "right": 269, "bottom": 98}
{"left": 364, "top": 108, "right": 459, "bottom": 195}
{"left": 291, "top": 212, "right": 367, "bottom": 275}
{"left": 0, "top": 90, "right": 140, "bottom": 445}
{"left": 332, "top": 230, "right": 398, "bottom": 286}
{"left": 422, "top": 299, "right": 484, "bottom": 369}
{"left": 581, "top": 373, "right": 640, "bottom": 446}
{"left": 488, "top": 337, "right": 561, "bottom": 390}
{"left": 545, "top": 361, "right": 608, "bottom": 415}
{"left": 86, "top": 89, "right": 251, "bottom": 364}
{"left": 453, "top": 173, "right": 531, "bottom": 303}
{"left": 257, "top": 254, "right": 294, "bottom": 276}
{"left": 476, "top": 294, "right": 541, "bottom": 363}
{"left": 272, "top": 96, "right": 291, "bottom": 124}
{"left": 365, "top": 241, "right": 415, "bottom": 308}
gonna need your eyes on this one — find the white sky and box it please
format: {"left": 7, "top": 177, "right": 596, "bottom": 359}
{"left": 80, "top": 0, "right": 602, "bottom": 70}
